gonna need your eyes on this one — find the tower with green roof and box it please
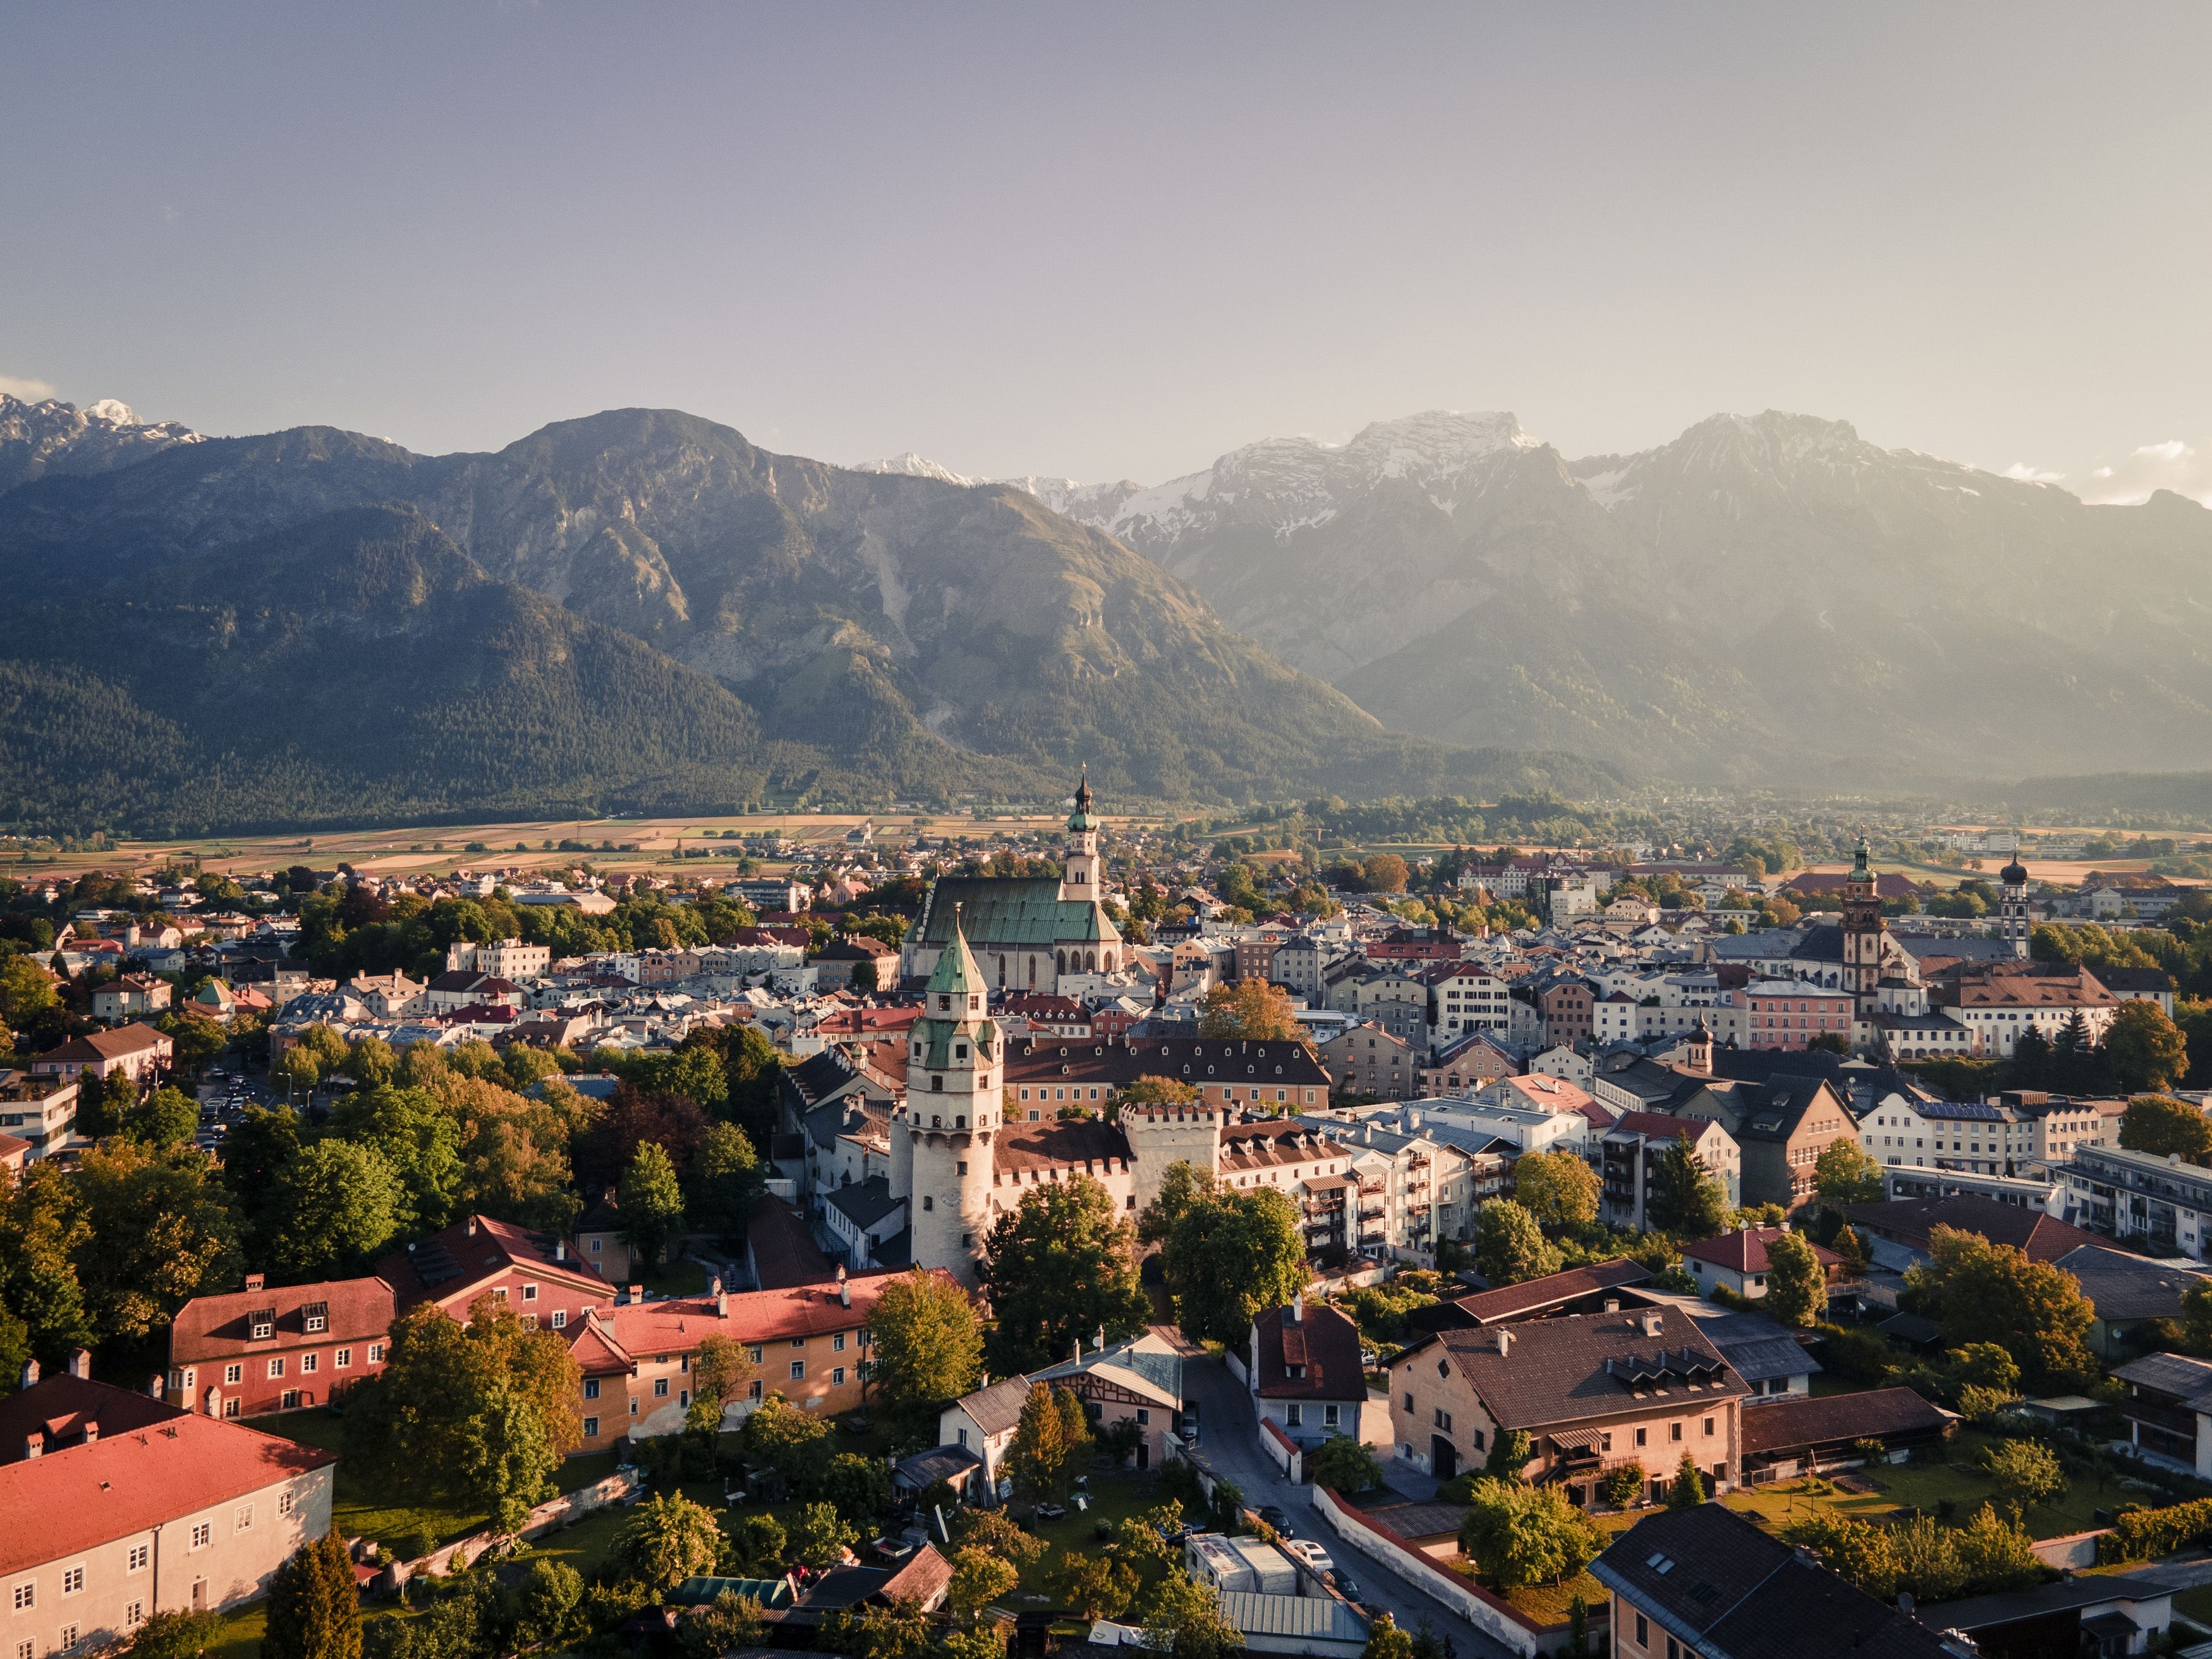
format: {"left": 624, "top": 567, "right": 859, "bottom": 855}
{"left": 896, "top": 904, "right": 1002, "bottom": 1285}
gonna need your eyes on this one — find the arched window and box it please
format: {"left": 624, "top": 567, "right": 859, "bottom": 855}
{"left": 1057, "top": 950, "right": 1067, "bottom": 973}
{"left": 1028, "top": 955, "right": 1038, "bottom": 987}
{"left": 1086, "top": 951, "right": 1097, "bottom": 972}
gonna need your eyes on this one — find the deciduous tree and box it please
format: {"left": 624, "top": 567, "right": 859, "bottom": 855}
{"left": 617, "top": 1140, "right": 687, "bottom": 1269}
{"left": 1458, "top": 1479, "right": 1603, "bottom": 1588}
{"left": 1309, "top": 1434, "right": 1383, "bottom": 1493}
{"left": 616, "top": 1492, "right": 724, "bottom": 1589}
{"left": 865, "top": 1268, "right": 984, "bottom": 1433}
{"left": 1135, "top": 1159, "right": 1217, "bottom": 1248}
{"left": 2120, "top": 1095, "right": 2212, "bottom": 1164}
{"left": 1761, "top": 1229, "right": 1827, "bottom": 1329}
{"left": 981, "top": 1175, "right": 1150, "bottom": 1373}
{"left": 1813, "top": 1140, "right": 1887, "bottom": 1208}
{"left": 1198, "top": 980, "right": 1299, "bottom": 1041}
{"left": 1646, "top": 1139, "right": 1729, "bottom": 1237}
{"left": 265, "top": 1139, "right": 403, "bottom": 1280}
{"left": 1473, "top": 1200, "right": 1560, "bottom": 1288}
{"left": 2106, "top": 1002, "right": 2191, "bottom": 1093}
{"left": 1162, "top": 1188, "right": 1305, "bottom": 1346}
{"left": 1904, "top": 1225, "right": 2096, "bottom": 1391}
{"left": 685, "top": 1332, "right": 756, "bottom": 1436}
{"left": 1509, "top": 1150, "right": 1598, "bottom": 1230}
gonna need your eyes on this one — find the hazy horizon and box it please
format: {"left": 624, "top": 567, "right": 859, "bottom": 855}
{"left": 6, "top": 2, "right": 2211, "bottom": 505}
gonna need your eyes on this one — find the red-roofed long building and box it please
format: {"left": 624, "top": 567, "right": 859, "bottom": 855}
{"left": 166, "top": 1276, "right": 397, "bottom": 1419}
{"left": 0, "top": 1366, "right": 334, "bottom": 1644}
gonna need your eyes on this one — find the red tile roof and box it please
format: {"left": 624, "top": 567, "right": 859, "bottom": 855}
{"left": 0, "top": 1378, "right": 334, "bottom": 1576}
{"left": 0, "top": 1374, "right": 177, "bottom": 1464}
{"left": 748, "top": 1198, "right": 837, "bottom": 1290}
{"left": 1611, "top": 1110, "right": 1710, "bottom": 1143}
{"left": 590, "top": 1272, "right": 944, "bottom": 1359}
{"left": 1450, "top": 1259, "right": 1653, "bottom": 1325}
{"left": 1251, "top": 1301, "right": 1364, "bottom": 1401}
{"left": 1679, "top": 1227, "right": 1842, "bottom": 1276}
{"left": 373, "top": 1213, "right": 611, "bottom": 1309}
{"left": 35, "top": 1023, "right": 171, "bottom": 1063}
{"left": 169, "top": 1278, "right": 397, "bottom": 1364}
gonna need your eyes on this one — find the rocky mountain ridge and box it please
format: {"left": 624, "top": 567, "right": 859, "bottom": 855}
{"left": 0, "top": 394, "right": 203, "bottom": 495}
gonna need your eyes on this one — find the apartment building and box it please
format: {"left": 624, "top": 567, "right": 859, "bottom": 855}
{"left": 0, "top": 1366, "right": 335, "bottom": 1650}
{"left": 167, "top": 1277, "right": 396, "bottom": 1418}
{"left": 1601, "top": 1114, "right": 1742, "bottom": 1231}
{"left": 0, "top": 1072, "right": 78, "bottom": 1162}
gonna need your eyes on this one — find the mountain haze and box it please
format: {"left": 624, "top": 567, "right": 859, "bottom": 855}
{"left": 0, "top": 400, "right": 1615, "bottom": 834}
{"left": 994, "top": 410, "right": 2212, "bottom": 786}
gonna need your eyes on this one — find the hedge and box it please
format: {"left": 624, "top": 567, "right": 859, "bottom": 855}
{"left": 2096, "top": 1497, "right": 2212, "bottom": 1564}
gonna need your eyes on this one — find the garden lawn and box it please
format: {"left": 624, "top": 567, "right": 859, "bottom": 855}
{"left": 247, "top": 1409, "right": 626, "bottom": 1551}
{"left": 642, "top": 1257, "right": 712, "bottom": 1297}
{"left": 1457, "top": 1507, "right": 1638, "bottom": 1629}
{"left": 1010, "top": 1474, "right": 1172, "bottom": 1601}
{"left": 1723, "top": 1430, "right": 2137, "bottom": 1541}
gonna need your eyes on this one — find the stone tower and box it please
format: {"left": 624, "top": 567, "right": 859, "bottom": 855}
{"left": 899, "top": 907, "right": 1000, "bottom": 1286}
{"left": 1840, "top": 834, "right": 1885, "bottom": 1010}
{"left": 1998, "top": 854, "right": 2031, "bottom": 960}
{"left": 1059, "top": 768, "right": 1102, "bottom": 901}
{"left": 1122, "top": 1102, "right": 1224, "bottom": 1217}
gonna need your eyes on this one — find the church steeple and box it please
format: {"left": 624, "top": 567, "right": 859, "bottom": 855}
{"left": 1841, "top": 830, "right": 1885, "bottom": 1018}
{"left": 1060, "top": 768, "right": 1102, "bottom": 897}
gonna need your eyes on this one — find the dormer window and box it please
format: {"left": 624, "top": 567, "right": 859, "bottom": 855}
{"left": 248, "top": 1308, "right": 276, "bottom": 1340}
{"left": 301, "top": 1302, "right": 328, "bottom": 1334}
{"left": 939, "top": 995, "right": 952, "bottom": 1011}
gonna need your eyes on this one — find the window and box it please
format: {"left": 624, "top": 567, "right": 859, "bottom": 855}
{"left": 790, "top": 1336, "right": 806, "bottom": 1349}
{"left": 13, "top": 1639, "right": 29, "bottom": 1659}
{"left": 278, "top": 1491, "right": 294, "bottom": 1517}
{"left": 583, "top": 1378, "right": 601, "bottom": 1400}
{"left": 58, "top": 1571, "right": 80, "bottom": 1598}
{"left": 224, "top": 1398, "right": 240, "bottom": 1419}
{"left": 832, "top": 1368, "right": 846, "bottom": 1386}
{"left": 125, "top": 1603, "right": 143, "bottom": 1629}
{"left": 11, "top": 1585, "right": 30, "bottom": 1612}
{"left": 1636, "top": 1615, "right": 1648, "bottom": 1645}
{"left": 1635, "top": 1427, "right": 1648, "bottom": 1447}
{"left": 224, "top": 1363, "right": 242, "bottom": 1385}
{"left": 127, "top": 1546, "right": 148, "bottom": 1574}
{"left": 653, "top": 1378, "right": 669, "bottom": 1398}
{"left": 1432, "top": 1409, "right": 1451, "bottom": 1431}
{"left": 280, "top": 1389, "right": 299, "bottom": 1411}
{"left": 790, "top": 1361, "right": 806, "bottom": 1381}
{"left": 301, "top": 1352, "right": 318, "bottom": 1374}
{"left": 589, "top": 1237, "right": 602, "bottom": 1253}
{"left": 1403, "top": 1393, "right": 1413, "bottom": 1411}
{"left": 833, "top": 1333, "right": 846, "bottom": 1352}
{"left": 235, "top": 1504, "right": 253, "bottom": 1533}
{"left": 368, "top": 1344, "right": 386, "bottom": 1364}
{"left": 1703, "top": 1416, "right": 1715, "bottom": 1437}
{"left": 55, "top": 1631, "right": 74, "bottom": 1654}
{"left": 523, "top": 1284, "right": 538, "bottom": 1301}
{"left": 550, "top": 1310, "right": 566, "bottom": 1330}
{"left": 748, "top": 1345, "right": 765, "bottom": 1364}
{"left": 334, "top": 1348, "right": 351, "bottom": 1370}
{"left": 1286, "top": 1404, "right": 1303, "bottom": 1426}
{"left": 191, "top": 1522, "right": 212, "bottom": 1550}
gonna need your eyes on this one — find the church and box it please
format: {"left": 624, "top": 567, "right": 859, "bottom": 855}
{"left": 897, "top": 774, "right": 1126, "bottom": 994}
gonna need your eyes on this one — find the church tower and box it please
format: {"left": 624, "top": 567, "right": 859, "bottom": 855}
{"left": 1059, "top": 768, "right": 1102, "bottom": 900}
{"left": 897, "top": 907, "right": 1000, "bottom": 1287}
{"left": 1840, "top": 834, "right": 1885, "bottom": 1010}
{"left": 1998, "top": 854, "right": 2031, "bottom": 960}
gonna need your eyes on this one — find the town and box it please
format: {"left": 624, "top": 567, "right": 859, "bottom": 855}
{"left": 5, "top": 786, "right": 2212, "bottom": 1659}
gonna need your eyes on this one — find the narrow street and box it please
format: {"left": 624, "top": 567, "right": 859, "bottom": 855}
{"left": 1178, "top": 1354, "right": 1519, "bottom": 1659}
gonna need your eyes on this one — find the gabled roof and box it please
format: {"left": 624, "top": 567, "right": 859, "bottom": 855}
{"left": 1448, "top": 1258, "right": 1653, "bottom": 1325}
{"left": 0, "top": 1373, "right": 176, "bottom": 1462}
{"left": 1679, "top": 1227, "right": 1840, "bottom": 1276}
{"left": 170, "top": 1277, "right": 396, "bottom": 1363}
{"left": 1838, "top": 1195, "right": 2101, "bottom": 1263}
{"left": 2111, "top": 1351, "right": 2212, "bottom": 1411}
{"left": 1406, "top": 1306, "right": 1746, "bottom": 1432}
{"left": 914, "top": 875, "right": 1105, "bottom": 950}
{"left": 951, "top": 1375, "right": 1035, "bottom": 1437}
{"left": 35, "top": 1023, "right": 169, "bottom": 1062}
{"left": 373, "top": 1213, "right": 611, "bottom": 1309}
{"left": 1739, "top": 1387, "right": 1951, "bottom": 1457}
{"left": 2056, "top": 1245, "right": 2207, "bottom": 1322}
{"left": 0, "top": 1378, "right": 335, "bottom": 1577}
{"left": 1251, "top": 1301, "right": 1364, "bottom": 1401}
{"left": 1589, "top": 1504, "right": 1959, "bottom": 1659}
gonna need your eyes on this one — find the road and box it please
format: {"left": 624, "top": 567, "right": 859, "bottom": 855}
{"left": 1179, "top": 1353, "right": 1519, "bottom": 1659}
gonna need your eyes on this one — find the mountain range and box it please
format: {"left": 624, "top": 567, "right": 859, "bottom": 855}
{"left": 0, "top": 398, "right": 1611, "bottom": 836}
{"left": 880, "top": 410, "right": 2212, "bottom": 787}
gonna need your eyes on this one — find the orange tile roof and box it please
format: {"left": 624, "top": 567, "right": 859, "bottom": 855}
{"left": 588, "top": 1271, "right": 951, "bottom": 1358}
{"left": 374, "top": 1213, "right": 612, "bottom": 1309}
{"left": 0, "top": 1380, "right": 334, "bottom": 1576}
{"left": 169, "top": 1278, "right": 396, "bottom": 1364}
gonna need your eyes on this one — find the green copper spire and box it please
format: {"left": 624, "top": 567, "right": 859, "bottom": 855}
{"left": 1852, "top": 834, "right": 1873, "bottom": 880}
{"left": 1066, "top": 767, "right": 1098, "bottom": 834}
{"left": 927, "top": 902, "right": 983, "bottom": 1000}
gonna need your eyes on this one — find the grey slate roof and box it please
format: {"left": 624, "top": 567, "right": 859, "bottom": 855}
{"left": 2112, "top": 1351, "right": 2212, "bottom": 1409}
{"left": 1407, "top": 1306, "right": 1746, "bottom": 1432}
{"left": 1928, "top": 1568, "right": 2187, "bottom": 1635}
{"left": 826, "top": 1175, "right": 903, "bottom": 1231}
{"left": 2058, "top": 1245, "right": 2208, "bottom": 1322}
{"left": 1681, "top": 1311, "right": 1823, "bottom": 1387}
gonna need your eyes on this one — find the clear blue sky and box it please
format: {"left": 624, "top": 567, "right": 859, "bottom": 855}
{"left": 6, "top": 3, "right": 2210, "bottom": 499}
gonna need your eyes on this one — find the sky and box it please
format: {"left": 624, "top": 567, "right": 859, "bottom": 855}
{"left": 5, "top": 3, "right": 2211, "bottom": 502}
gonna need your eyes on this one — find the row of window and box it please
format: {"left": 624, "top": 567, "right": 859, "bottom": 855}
{"left": 8, "top": 1493, "right": 295, "bottom": 1617}
{"left": 176, "top": 1346, "right": 386, "bottom": 1392}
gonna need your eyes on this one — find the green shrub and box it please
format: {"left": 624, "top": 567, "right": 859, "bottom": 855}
{"left": 2097, "top": 1497, "right": 2212, "bottom": 1564}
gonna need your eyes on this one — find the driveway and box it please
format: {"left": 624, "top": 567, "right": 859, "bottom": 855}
{"left": 1179, "top": 1354, "right": 1516, "bottom": 1659}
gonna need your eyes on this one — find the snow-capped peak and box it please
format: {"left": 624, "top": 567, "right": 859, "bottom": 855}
{"left": 851, "top": 452, "right": 978, "bottom": 486}
{"left": 83, "top": 398, "right": 140, "bottom": 427}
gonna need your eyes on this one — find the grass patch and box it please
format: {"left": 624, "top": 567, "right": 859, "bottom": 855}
{"left": 1724, "top": 1431, "right": 2137, "bottom": 1541}
{"left": 246, "top": 1410, "right": 630, "bottom": 1552}
{"left": 1011, "top": 1474, "right": 1170, "bottom": 1600}
{"left": 204, "top": 1602, "right": 266, "bottom": 1659}
{"left": 1452, "top": 1509, "right": 1637, "bottom": 1629}
{"left": 643, "top": 1258, "right": 712, "bottom": 1297}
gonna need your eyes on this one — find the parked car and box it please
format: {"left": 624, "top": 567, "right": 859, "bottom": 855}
{"left": 1285, "top": 1540, "right": 1335, "bottom": 1573}
{"left": 1258, "top": 1505, "right": 1294, "bottom": 1538}
{"left": 1330, "top": 1572, "right": 1363, "bottom": 1609}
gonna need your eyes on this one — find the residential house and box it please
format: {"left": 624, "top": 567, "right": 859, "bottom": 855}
{"left": 166, "top": 1275, "right": 397, "bottom": 1418}
{"left": 1539, "top": 980, "right": 1595, "bottom": 1048}
{"left": 2062, "top": 1143, "right": 2212, "bottom": 1261}
{"left": 935, "top": 1329, "right": 1188, "bottom": 1485}
{"left": 90, "top": 974, "right": 171, "bottom": 1023}
{"left": 373, "top": 1213, "right": 615, "bottom": 1332}
{"left": 2058, "top": 1245, "right": 2210, "bottom": 1359}
{"left": 0, "top": 1364, "right": 337, "bottom": 1643}
{"left": 1672, "top": 1070, "right": 1857, "bottom": 1212}
{"left": 1677, "top": 1227, "right": 1842, "bottom": 1304}
{"left": 935, "top": 1376, "right": 1031, "bottom": 1492}
{"left": 2111, "top": 1352, "right": 2212, "bottom": 1478}
{"left": 1004, "top": 1035, "right": 1332, "bottom": 1115}
{"left": 1317, "top": 1024, "right": 1419, "bottom": 1101}
{"left": 1601, "top": 1113, "right": 1741, "bottom": 1232}
{"left": 1735, "top": 978, "right": 1854, "bottom": 1051}
{"left": 1387, "top": 1305, "right": 1747, "bottom": 1498}
{"left": 571, "top": 1189, "right": 641, "bottom": 1284}
{"left": 1927, "top": 1572, "right": 2184, "bottom": 1659}
{"left": 0, "top": 1071, "right": 78, "bottom": 1161}
{"left": 1246, "top": 1296, "right": 1368, "bottom": 1450}
{"left": 1417, "top": 1260, "right": 1655, "bottom": 1332}
{"left": 1421, "top": 963, "right": 1514, "bottom": 1043}
{"left": 1838, "top": 1194, "right": 2099, "bottom": 1273}
{"left": 30, "top": 1023, "right": 172, "bottom": 1086}
{"left": 1938, "top": 965, "right": 2120, "bottom": 1057}
{"left": 1589, "top": 1504, "right": 1964, "bottom": 1659}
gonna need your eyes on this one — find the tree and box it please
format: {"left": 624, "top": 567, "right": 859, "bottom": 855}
{"left": 516, "top": 1560, "right": 587, "bottom": 1651}
{"left": 275, "top": 1043, "right": 324, "bottom": 1103}
{"left": 1667, "top": 1451, "right": 1706, "bottom": 1508}
{"left": 72, "top": 1138, "right": 241, "bottom": 1341}
{"left": 1007, "top": 1382, "right": 1088, "bottom": 1502}
{"left": 981, "top": 1175, "right": 1151, "bottom": 1373}
{"left": 742, "top": 1392, "right": 833, "bottom": 1490}
{"left": 1509, "top": 1150, "right": 1598, "bottom": 1231}
{"left": 0, "top": 1162, "right": 93, "bottom": 1356}
{"left": 1979, "top": 1438, "right": 2063, "bottom": 1505}
{"left": 1484, "top": 1427, "right": 1533, "bottom": 1482}
{"left": 821, "top": 1451, "right": 894, "bottom": 1525}
{"left": 2119, "top": 1095, "right": 2212, "bottom": 1164}
{"left": 2182, "top": 1278, "right": 2212, "bottom": 1356}
{"left": 2105, "top": 1001, "right": 2191, "bottom": 1092}
{"left": 1361, "top": 854, "right": 1409, "bottom": 895}
{"left": 1309, "top": 1433, "right": 1383, "bottom": 1493}
{"left": 1363, "top": 1615, "right": 1414, "bottom": 1659}
{"left": 686, "top": 1332, "right": 756, "bottom": 1436}
{"left": 789, "top": 1500, "right": 859, "bottom": 1570}
{"left": 1904, "top": 1225, "right": 2096, "bottom": 1391}
{"left": 1135, "top": 1159, "right": 1217, "bottom": 1249}
{"left": 1813, "top": 1139, "right": 1887, "bottom": 1208}
{"left": 264, "top": 1529, "right": 362, "bottom": 1659}
{"left": 1761, "top": 1230, "right": 1826, "bottom": 1328}
{"left": 344, "top": 1295, "right": 583, "bottom": 1533}
{"left": 1198, "top": 980, "right": 1299, "bottom": 1041}
{"left": 686, "top": 1121, "right": 764, "bottom": 1247}
{"left": 1050, "top": 1550, "right": 1138, "bottom": 1622}
{"left": 1828, "top": 1222, "right": 1870, "bottom": 1277}
{"left": 264, "top": 1140, "right": 403, "bottom": 1280}
{"left": 329, "top": 1086, "right": 465, "bottom": 1234}
{"left": 865, "top": 1268, "right": 984, "bottom": 1433}
{"left": 948, "top": 1547, "right": 1019, "bottom": 1623}
{"left": 681, "top": 1590, "right": 763, "bottom": 1658}
{"left": 722, "top": 1512, "right": 788, "bottom": 1577}
{"left": 1646, "top": 1139, "right": 1729, "bottom": 1237}
{"left": 1143, "top": 1572, "right": 1241, "bottom": 1659}
{"left": 1162, "top": 1189, "right": 1306, "bottom": 1345}
{"left": 0, "top": 957, "right": 58, "bottom": 1031}
{"left": 1474, "top": 1200, "right": 1561, "bottom": 1288}
{"left": 1600, "top": 1464, "right": 1644, "bottom": 1509}
{"left": 129, "top": 1610, "right": 219, "bottom": 1659}
{"left": 1458, "top": 1479, "right": 1603, "bottom": 1588}
{"left": 616, "top": 1492, "right": 724, "bottom": 1589}
{"left": 115, "top": 1083, "right": 198, "bottom": 1151}
{"left": 617, "top": 1141, "right": 687, "bottom": 1269}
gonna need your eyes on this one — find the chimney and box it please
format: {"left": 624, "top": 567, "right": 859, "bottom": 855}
{"left": 23, "top": 1430, "right": 42, "bottom": 1459}
{"left": 468, "top": 1217, "right": 479, "bottom": 1237}
{"left": 146, "top": 1374, "right": 165, "bottom": 1400}
{"left": 244, "top": 1272, "right": 265, "bottom": 1293}
{"left": 18, "top": 1359, "right": 37, "bottom": 1390}
{"left": 555, "top": 1241, "right": 568, "bottom": 1262}
{"left": 1603, "top": 1299, "right": 1619, "bottom": 1313}
{"left": 67, "top": 1348, "right": 91, "bottom": 1380}
{"left": 1496, "top": 1329, "right": 1513, "bottom": 1356}
{"left": 83, "top": 1419, "right": 99, "bottom": 1444}
{"left": 628, "top": 1285, "right": 643, "bottom": 1303}
{"left": 204, "top": 1386, "right": 222, "bottom": 1418}
{"left": 716, "top": 1286, "right": 729, "bottom": 1318}
{"left": 980, "top": 1373, "right": 989, "bottom": 1389}
{"left": 1642, "top": 1311, "right": 1663, "bottom": 1338}
{"left": 839, "top": 1275, "right": 851, "bottom": 1310}
{"left": 1071, "top": 1338, "right": 1082, "bottom": 1363}
{"left": 1289, "top": 1291, "right": 1304, "bottom": 1323}
{"left": 1095, "top": 1324, "right": 1107, "bottom": 1351}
